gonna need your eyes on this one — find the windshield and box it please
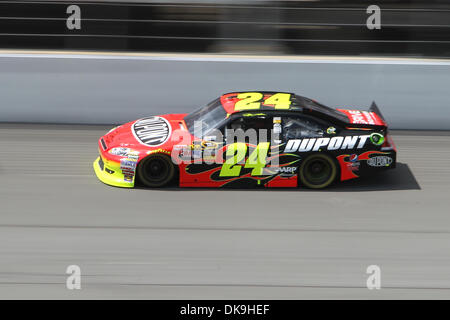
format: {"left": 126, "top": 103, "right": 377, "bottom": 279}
{"left": 294, "top": 95, "right": 348, "bottom": 122}
{"left": 184, "top": 98, "right": 228, "bottom": 137}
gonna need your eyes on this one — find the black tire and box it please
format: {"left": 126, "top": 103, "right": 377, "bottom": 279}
{"left": 299, "top": 154, "right": 337, "bottom": 189}
{"left": 137, "top": 154, "right": 176, "bottom": 188}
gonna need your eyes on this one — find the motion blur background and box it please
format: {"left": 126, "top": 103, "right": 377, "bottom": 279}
{"left": 1, "top": 0, "right": 450, "bottom": 57}
{"left": 1, "top": 1, "right": 450, "bottom": 299}
{"left": 2, "top": 0, "right": 450, "bottom": 128}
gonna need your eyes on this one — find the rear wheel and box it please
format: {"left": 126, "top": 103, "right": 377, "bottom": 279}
{"left": 299, "top": 154, "right": 337, "bottom": 189}
{"left": 137, "top": 154, "right": 176, "bottom": 188}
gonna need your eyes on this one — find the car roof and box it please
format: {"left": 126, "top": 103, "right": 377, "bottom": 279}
{"left": 219, "top": 91, "right": 354, "bottom": 125}
{"left": 220, "top": 91, "right": 301, "bottom": 114}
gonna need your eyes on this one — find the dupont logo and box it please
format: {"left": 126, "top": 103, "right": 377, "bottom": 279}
{"left": 367, "top": 155, "right": 393, "bottom": 167}
{"left": 132, "top": 116, "right": 171, "bottom": 146}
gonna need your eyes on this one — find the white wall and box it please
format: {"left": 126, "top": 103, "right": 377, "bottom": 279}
{"left": 1, "top": 52, "right": 449, "bottom": 129}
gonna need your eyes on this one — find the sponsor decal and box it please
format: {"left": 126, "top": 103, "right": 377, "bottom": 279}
{"left": 127, "top": 151, "right": 140, "bottom": 159}
{"left": 120, "top": 157, "right": 138, "bottom": 182}
{"left": 283, "top": 135, "right": 370, "bottom": 153}
{"left": 326, "top": 127, "right": 336, "bottom": 134}
{"left": 337, "top": 151, "right": 391, "bottom": 180}
{"left": 349, "top": 154, "right": 358, "bottom": 162}
{"left": 147, "top": 148, "right": 171, "bottom": 155}
{"left": 348, "top": 154, "right": 360, "bottom": 171}
{"left": 123, "top": 175, "right": 133, "bottom": 182}
{"left": 273, "top": 117, "right": 282, "bottom": 137}
{"left": 201, "top": 140, "right": 219, "bottom": 149}
{"left": 120, "top": 159, "right": 137, "bottom": 168}
{"left": 367, "top": 155, "right": 393, "bottom": 167}
{"left": 369, "top": 133, "right": 385, "bottom": 146}
{"left": 132, "top": 116, "right": 171, "bottom": 147}
{"left": 273, "top": 166, "right": 298, "bottom": 177}
{"left": 109, "top": 147, "right": 139, "bottom": 157}
{"left": 338, "top": 109, "right": 382, "bottom": 125}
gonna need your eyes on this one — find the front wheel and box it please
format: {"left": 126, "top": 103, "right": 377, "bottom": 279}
{"left": 299, "top": 154, "right": 337, "bottom": 189}
{"left": 137, "top": 154, "right": 176, "bottom": 188}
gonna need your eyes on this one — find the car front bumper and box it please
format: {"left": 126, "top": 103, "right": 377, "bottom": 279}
{"left": 93, "top": 155, "right": 135, "bottom": 188}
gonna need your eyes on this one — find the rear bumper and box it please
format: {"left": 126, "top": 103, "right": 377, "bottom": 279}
{"left": 366, "top": 151, "right": 396, "bottom": 170}
{"left": 338, "top": 148, "right": 396, "bottom": 182}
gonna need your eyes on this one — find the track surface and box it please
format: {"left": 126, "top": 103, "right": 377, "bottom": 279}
{"left": 1, "top": 124, "right": 450, "bottom": 299}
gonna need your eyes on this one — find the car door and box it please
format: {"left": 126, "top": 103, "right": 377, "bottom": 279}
{"left": 213, "top": 113, "right": 275, "bottom": 187}
{"left": 180, "top": 113, "right": 273, "bottom": 186}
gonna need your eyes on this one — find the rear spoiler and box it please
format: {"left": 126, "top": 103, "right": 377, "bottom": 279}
{"left": 338, "top": 101, "right": 388, "bottom": 129}
{"left": 369, "top": 101, "right": 386, "bottom": 123}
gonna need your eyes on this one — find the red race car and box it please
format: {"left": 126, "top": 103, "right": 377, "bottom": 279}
{"left": 93, "top": 91, "right": 396, "bottom": 189}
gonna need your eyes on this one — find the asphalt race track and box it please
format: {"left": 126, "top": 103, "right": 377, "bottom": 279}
{"left": 1, "top": 124, "right": 450, "bottom": 299}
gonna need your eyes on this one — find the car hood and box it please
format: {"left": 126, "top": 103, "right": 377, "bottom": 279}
{"left": 101, "top": 113, "right": 189, "bottom": 151}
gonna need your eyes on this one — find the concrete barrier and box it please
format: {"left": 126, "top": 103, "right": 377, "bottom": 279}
{"left": 1, "top": 50, "right": 449, "bottom": 129}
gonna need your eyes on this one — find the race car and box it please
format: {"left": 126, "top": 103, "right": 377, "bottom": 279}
{"left": 93, "top": 91, "right": 396, "bottom": 189}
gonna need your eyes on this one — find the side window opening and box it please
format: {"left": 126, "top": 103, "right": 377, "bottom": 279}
{"left": 227, "top": 115, "right": 272, "bottom": 131}
{"left": 282, "top": 116, "right": 326, "bottom": 140}
{"left": 225, "top": 115, "right": 272, "bottom": 143}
